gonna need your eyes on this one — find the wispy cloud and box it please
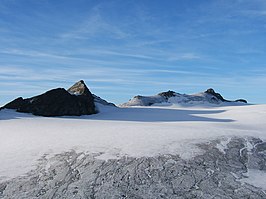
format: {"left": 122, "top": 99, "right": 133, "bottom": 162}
{"left": 0, "top": 0, "right": 265, "bottom": 104}
{"left": 0, "top": 63, "right": 265, "bottom": 104}
{"left": 60, "top": 4, "right": 128, "bottom": 40}
{"left": 74, "top": 48, "right": 155, "bottom": 60}
{"left": 168, "top": 53, "right": 201, "bottom": 61}
{"left": 1, "top": 49, "right": 70, "bottom": 59}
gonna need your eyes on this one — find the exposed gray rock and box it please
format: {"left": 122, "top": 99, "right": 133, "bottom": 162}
{"left": 67, "top": 80, "right": 93, "bottom": 97}
{"left": 1, "top": 137, "right": 265, "bottom": 199}
{"left": 67, "top": 80, "right": 115, "bottom": 107}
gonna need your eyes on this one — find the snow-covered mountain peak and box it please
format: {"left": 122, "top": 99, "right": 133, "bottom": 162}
{"left": 121, "top": 88, "right": 247, "bottom": 107}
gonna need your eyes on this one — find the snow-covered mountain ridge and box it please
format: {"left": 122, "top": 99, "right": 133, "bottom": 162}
{"left": 1, "top": 80, "right": 248, "bottom": 118}
{"left": 121, "top": 88, "right": 247, "bottom": 107}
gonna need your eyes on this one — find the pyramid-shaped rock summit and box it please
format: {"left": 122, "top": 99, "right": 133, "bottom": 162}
{"left": 67, "top": 80, "right": 91, "bottom": 96}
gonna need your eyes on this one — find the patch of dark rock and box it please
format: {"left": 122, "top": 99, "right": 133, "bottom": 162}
{"left": 158, "top": 90, "right": 177, "bottom": 99}
{"left": 205, "top": 88, "right": 247, "bottom": 103}
{"left": 205, "top": 88, "right": 226, "bottom": 102}
{"left": 1, "top": 80, "right": 96, "bottom": 117}
{"left": 235, "top": 99, "right": 248, "bottom": 103}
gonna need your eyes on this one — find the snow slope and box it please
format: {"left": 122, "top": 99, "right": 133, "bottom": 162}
{"left": 0, "top": 104, "right": 266, "bottom": 183}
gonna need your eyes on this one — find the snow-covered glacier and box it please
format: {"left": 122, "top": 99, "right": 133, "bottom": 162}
{"left": 0, "top": 103, "right": 265, "bottom": 198}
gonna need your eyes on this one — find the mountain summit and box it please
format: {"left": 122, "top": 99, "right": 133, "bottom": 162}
{"left": 67, "top": 80, "right": 116, "bottom": 107}
{"left": 67, "top": 80, "right": 92, "bottom": 97}
{"left": 1, "top": 81, "right": 99, "bottom": 116}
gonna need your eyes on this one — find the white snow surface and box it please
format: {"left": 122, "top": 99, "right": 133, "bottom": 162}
{"left": 240, "top": 169, "right": 266, "bottom": 190}
{"left": 0, "top": 103, "right": 266, "bottom": 181}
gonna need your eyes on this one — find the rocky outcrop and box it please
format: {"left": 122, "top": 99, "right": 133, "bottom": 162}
{"left": 158, "top": 90, "right": 177, "bottom": 99}
{"left": 204, "top": 88, "right": 226, "bottom": 102}
{"left": 2, "top": 97, "right": 26, "bottom": 110}
{"left": 205, "top": 88, "right": 248, "bottom": 103}
{"left": 236, "top": 99, "right": 248, "bottom": 103}
{"left": 67, "top": 80, "right": 115, "bottom": 106}
{"left": 0, "top": 137, "right": 265, "bottom": 198}
{"left": 67, "top": 80, "right": 92, "bottom": 97}
{"left": 1, "top": 81, "right": 97, "bottom": 117}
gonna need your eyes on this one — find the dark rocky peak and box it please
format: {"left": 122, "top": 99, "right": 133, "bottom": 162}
{"left": 134, "top": 95, "right": 143, "bottom": 99}
{"left": 158, "top": 90, "right": 177, "bottom": 99}
{"left": 205, "top": 88, "right": 215, "bottom": 94}
{"left": 1, "top": 81, "right": 97, "bottom": 117}
{"left": 235, "top": 99, "right": 248, "bottom": 103}
{"left": 2, "top": 97, "right": 25, "bottom": 110}
{"left": 67, "top": 80, "right": 92, "bottom": 97}
{"left": 67, "top": 80, "right": 115, "bottom": 107}
{"left": 205, "top": 88, "right": 226, "bottom": 101}
{"left": 205, "top": 88, "right": 247, "bottom": 103}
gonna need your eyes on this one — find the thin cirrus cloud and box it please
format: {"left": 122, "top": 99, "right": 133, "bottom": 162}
{"left": 0, "top": 0, "right": 266, "bottom": 105}
{"left": 60, "top": 3, "right": 129, "bottom": 40}
{"left": 0, "top": 65, "right": 265, "bottom": 105}
{"left": 61, "top": 14, "right": 128, "bottom": 40}
{"left": 0, "top": 47, "right": 203, "bottom": 70}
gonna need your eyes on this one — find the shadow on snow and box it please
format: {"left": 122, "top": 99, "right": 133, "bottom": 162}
{"left": 0, "top": 107, "right": 234, "bottom": 123}
{"left": 78, "top": 107, "right": 234, "bottom": 123}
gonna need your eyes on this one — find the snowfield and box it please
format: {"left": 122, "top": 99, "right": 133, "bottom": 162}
{"left": 0, "top": 103, "right": 266, "bottom": 198}
{"left": 0, "top": 104, "right": 265, "bottom": 178}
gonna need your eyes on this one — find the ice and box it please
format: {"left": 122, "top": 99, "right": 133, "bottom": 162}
{"left": 240, "top": 169, "right": 266, "bottom": 190}
{"left": 0, "top": 104, "right": 266, "bottom": 181}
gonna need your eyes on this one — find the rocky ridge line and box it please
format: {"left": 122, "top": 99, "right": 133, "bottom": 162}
{"left": 122, "top": 88, "right": 247, "bottom": 107}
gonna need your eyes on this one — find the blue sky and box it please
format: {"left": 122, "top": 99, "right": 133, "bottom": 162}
{"left": 0, "top": 0, "right": 266, "bottom": 105}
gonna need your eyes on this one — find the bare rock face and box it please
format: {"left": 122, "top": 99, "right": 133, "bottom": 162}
{"left": 204, "top": 88, "right": 226, "bottom": 102}
{"left": 67, "top": 80, "right": 116, "bottom": 107}
{"left": 158, "top": 90, "right": 177, "bottom": 99}
{"left": 1, "top": 97, "right": 26, "bottom": 110}
{"left": 205, "top": 88, "right": 247, "bottom": 104}
{"left": 67, "top": 80, "right": 92, "bottom": 97}
{"left": 1, "top": 81, "right": 96, "bottom": 117}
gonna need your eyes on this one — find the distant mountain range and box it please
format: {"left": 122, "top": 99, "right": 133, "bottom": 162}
{"left": 121, "top": 88, "right": 247, "bottom": 107}
{"left": 0, "top": 80, "right": 247, "bottom": 116}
